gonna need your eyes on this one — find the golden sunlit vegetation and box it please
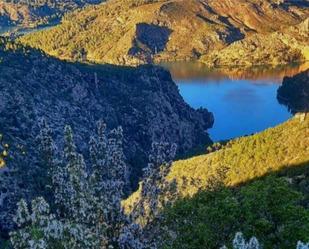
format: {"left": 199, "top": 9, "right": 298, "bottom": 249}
{"left": 125, "top": 114, "right": 309, "bottom": 208}
{"left": 201, "top": 18, "right": 309, "bottom": 67}
{"left": 0, "top": 134, "right": 9, "bottom": 168}
{"left": 168, "top": 114, "right": 309, "bottom": 196}
{"left": 19, "top": 0, "right": 309, "bottom": 65}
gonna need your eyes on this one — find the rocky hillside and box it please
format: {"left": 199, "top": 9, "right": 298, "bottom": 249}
{"left": 278, "top": 69, "right": 309, "bottom": 113}
{"left": 0, "top": 0, "right": 103, "bottom": 28}
{"left": 19, "top": 0, "right": 309, "bottom": 65}
{"left": 201, "top": 18, "right": 309, "bottom": 67}
{"left": 0, "top": 38, "right": 213, "bottom": 234}
{"left": 125, "top": 114, "right": 309, "bottom": 206}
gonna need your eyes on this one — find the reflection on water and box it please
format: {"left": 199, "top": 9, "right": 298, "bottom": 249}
{"left": 162, "top": 62, "right": 309, "bottom": 82}
{"left": 0, "top": 21, "right": 59, "bottom": 37}
{"left": 162, "top": 62, "right": 309, "bottom": 141}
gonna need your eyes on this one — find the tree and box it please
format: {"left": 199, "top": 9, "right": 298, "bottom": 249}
{"left": 10, "top": 121, "right": 149, "bottom": 249}
{"left": 297, "top": 241, "right": 309, "bottom": 249}
{"left": 131, "top": 142, "right": 177, "bottom": 226}
{"left": 88, "top": 121, "right": 144, "bottom": 248}
{"left": 36, "top": 118, "right": 58, "bottom": 203}
{"left": 10, "top": 197, "right": 99, "bottom": 249}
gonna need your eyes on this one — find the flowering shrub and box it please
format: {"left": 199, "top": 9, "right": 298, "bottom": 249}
{"left": 222, "top": 233, "right": 309, "bottom": 249}
{"left": 10, "top": 120, "right": 175, "bottom": 249}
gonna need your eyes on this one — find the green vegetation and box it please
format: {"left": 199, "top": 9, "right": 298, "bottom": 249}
{"left": 278, "top": 70, "right": 309, "bottom": 113}
{"left": 154, "top": 115, "right": 309, "bottom": 249}
{"left": 167, "top": 115, "right": 309, "bottom": 196}
{"left": 162, "top": 176, "right": 309, "bottom": 249}
{"left": 126, "top": 115, "right": 309, "bottom": 208}
{"left": 124, "top": 115, "right": 309, "bottom": 248}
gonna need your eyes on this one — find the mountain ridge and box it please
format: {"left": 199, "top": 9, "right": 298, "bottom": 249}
{"left": 19, "top": 0, "right": 309, "bottom": 66}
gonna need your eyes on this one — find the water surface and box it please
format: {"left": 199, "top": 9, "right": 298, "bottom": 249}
{"left": 162, "top": 62, "right": 309, "bottom": 141}
{"left": 0, "top": 21, "right": 59, "bottom": 37}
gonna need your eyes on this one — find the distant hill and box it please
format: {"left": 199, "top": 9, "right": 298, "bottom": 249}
{"left": 201, "top": 18, "right": 309, "bottom": 67}
{"left": 19, "top": 0, "right": 309, "bottom": 65}
{"left": 0, "top": 0, "right": 103, "bottom": 28}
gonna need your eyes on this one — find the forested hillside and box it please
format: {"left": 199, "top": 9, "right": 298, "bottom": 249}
{"left": 0, "top": 37, "right": 214, "bottom": 239}
{"left": 125, "top": 115, "right": 309, "bottom": 249}
{"left": 20, "top": 0, "right": 309, "bottom": 65}
{"left": 1, "top": 1, "right": 309, "bottom": 248}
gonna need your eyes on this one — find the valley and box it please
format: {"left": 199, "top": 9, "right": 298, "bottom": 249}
{"left": 0, "top": 0, "right": 309, "bottom": 248}
{"left": 163, "top": 62, "right": 309, "bottom": 141}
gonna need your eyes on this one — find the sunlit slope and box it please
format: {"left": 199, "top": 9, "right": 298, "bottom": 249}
{"left": 201, "top": 18, "right": 309, "bottom": 67}
{"left": 19, "top": 0, "right": 309, "bottom": 65}
{"left": 125, "top": 115, "right": 309, "bottom": 208}
{"left": 168, "top": 115, "right": 309, "bottom": 196}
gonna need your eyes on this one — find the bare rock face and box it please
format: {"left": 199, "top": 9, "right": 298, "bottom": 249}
{"left": 19, "top": 0, "right": 309, "bottom": 66}
{"left": 277, "top": 69, "right": 309, "bottom": 113}
{"left": 0, "top": 39, "right": 213, "bottom": 235}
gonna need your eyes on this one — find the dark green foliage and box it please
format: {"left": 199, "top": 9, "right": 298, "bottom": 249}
{"left": 162, "top": 176, "right": 309, "bottom": 249}
{"left": 277, "top": 70, "right": 309, "bottom": 113}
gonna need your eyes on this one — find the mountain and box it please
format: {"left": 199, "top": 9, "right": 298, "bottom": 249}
{"left": 201, "top": 18, "right": 309, "bottom": 67}
{"left": 19, "top": 0, "right": 309, "bottom": 65}
{"left": 278, "top": 69, "right": 309, "bottom": 113}
{"left": 0, "top": 0, "right": 103, "bottom": 28}
{"left": 0, "top": 38, "right": 213, "bottom": 234}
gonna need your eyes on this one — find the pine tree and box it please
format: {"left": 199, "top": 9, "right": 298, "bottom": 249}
{"left": 89, "top": 121, "right": 143, "bottom": 248}
{"left": 10, "top": 197, "right": 99, "bottom": 249}
{"left": 131, "top": 142, "right": 177, "bottom": 226}
{"left": 10, "top": 121, "right": 147, "bottom": 249}
{"left": 297, "top": 241, "right": 309, "bottom": 249}
{"left": 36, "top": 118, "right": 58, "bottom": 204}
{"left": 56, "top": 126, "right": 98, "bottom": 227}
{"left": 221, "top": 232, "right": 261, "bottom": 249}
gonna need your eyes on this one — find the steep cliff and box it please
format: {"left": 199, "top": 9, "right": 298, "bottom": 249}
{"left": 0, "top": 38, "right": 213, "bottom": 234}
{"left": 19, "top": 0, "right": 309, "bottom": 65}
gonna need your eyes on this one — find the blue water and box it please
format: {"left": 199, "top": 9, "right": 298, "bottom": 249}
{"left": 178, "top": 79, "right": 291, "bottom": 141}
{"left": 162, "top": 63, "right": 308, "bottom": 141}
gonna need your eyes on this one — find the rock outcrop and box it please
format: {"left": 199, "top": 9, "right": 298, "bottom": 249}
{"left": 277, "top": 69, "right": 309, "bottom": 113}
{"left": 0, "top": 38, "right": 213, "bottom": 235}
{"left": 19, "top": 0, "right": 309, "bottom": 65}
